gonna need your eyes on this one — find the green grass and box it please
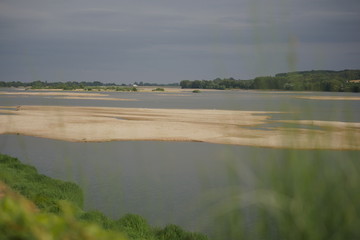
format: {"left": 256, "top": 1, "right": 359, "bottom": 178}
{"left": 0, "top": 153, "right": 208, "bottom": 240}
{"left": 0, "top": 195, "right": 127, "bottom": 240}
{"left": 0, "top": 154, "right": 83, "bottom": 213}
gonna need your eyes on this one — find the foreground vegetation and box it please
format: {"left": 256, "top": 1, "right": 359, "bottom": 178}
{"left": 2, "top": 149, "right": 360, "bottom": 240}
{"left": 180, "top": 69, "right": 360, "bottom": 92}
{"left": 0, "top": 188, "right": 127, "bottom": 240}
{"left": 206, "top": 150, "right": 360, "bottom": 239}
{"left": 0, "top": 154, "right": 207, "bottom": 240}
{"left": 1, "top": 147, "right": 360, "bottom": 240}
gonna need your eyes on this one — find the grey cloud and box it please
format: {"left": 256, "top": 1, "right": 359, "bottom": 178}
{"left": 0, "top": 0, "right": 359, "bottom": 83}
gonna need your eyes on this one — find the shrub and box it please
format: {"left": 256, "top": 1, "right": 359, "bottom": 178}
{"left": 152, "top": 88, "right": 165, "bottom": 92}
{"left": 115, "top": 214, "right": 155, "bottom": 240}
{"left": 80, "top": 211, "right": 115, "bottom": 230}
{"left": 155, "top": 225, "right": 207, "bottom": 240}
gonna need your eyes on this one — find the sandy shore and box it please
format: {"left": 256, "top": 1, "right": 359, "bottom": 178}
{"left": 296, "top": 96, "right": 360, "bottom": 101}
{"left": 0, "top": 91, "right": 139, "bottom": 101}
{"left": 136, "top": 86, "right": 224, "bottom": 93}
{"left": 1, "top": 105, "right": 359, "bottom": 150}
{"left": 48, "top": 96, "right": 138, "bottom": 101}
{"left": 0, "top": 91, "right": 108, "bottom": 97}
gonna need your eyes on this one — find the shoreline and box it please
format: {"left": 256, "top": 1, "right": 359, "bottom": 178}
{"left": 2, "top": 88, "right": 359, "bottom": 101}
{"left": 1, "top": 105, "right": 359, "bottom": 150}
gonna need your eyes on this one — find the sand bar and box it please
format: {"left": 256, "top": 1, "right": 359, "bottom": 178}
{"left": 136, "top": 87, "right": 221, "bottom": 93}
{"left": 0, "top": 91, "right": 108, "bottom": 97}
{"left": 0, "top": 105, "right": 359, "bottom": 150}
{"left": 296, "top": 96, "right": 360, "bottom": 101}
{"left": 47, "top": 96, "right": 137, "bottom": 101}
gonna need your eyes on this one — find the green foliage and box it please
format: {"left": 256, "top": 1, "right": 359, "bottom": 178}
{"left": 192, "top": 90, "right": 201, "bottom": 93}
{"left": 180, "top": 70, "right": 360, "bottom": 92}
{"left": 0, "top": 196, "right": 127, "bottom": 240}
{"left": 80, "top": 211, "right": 116, "bottom": 230}
{"left": 155, "top": 225, "right": 208, "bottom": 240}
{"left": 152, "top": 88, "right": 165, "bottom": 92}
{"left": 180, "top": 78, "right": 252, "bottom": 90}
{"left": 272, "top": 69, "right": 360, "bottom": 92}
{"left": 0, "top": 154, "right": 83, "bottom": 213}
{"left": 115, "top": 214, "right": 155, "bottom": 240}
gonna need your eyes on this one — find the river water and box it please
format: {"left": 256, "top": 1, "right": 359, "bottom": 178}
{"left": 0, "top": 89, "right": 359, "bottom": 236}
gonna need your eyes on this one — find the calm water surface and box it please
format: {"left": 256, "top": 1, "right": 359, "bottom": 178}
{"left": 1, "top": 89, "right": 359, "bottom": 235}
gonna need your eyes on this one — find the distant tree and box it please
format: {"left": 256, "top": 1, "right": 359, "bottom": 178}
{"left": 180, "top": 80, "right": 192, "bottom": 89}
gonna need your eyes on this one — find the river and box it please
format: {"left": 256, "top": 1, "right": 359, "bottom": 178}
{"left": 1, "top": 89, "right": 359, "bottom": 236}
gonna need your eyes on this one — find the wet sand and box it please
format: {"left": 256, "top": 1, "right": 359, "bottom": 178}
{"left": 0, "top": 105, "right": 359, "bottom": 150}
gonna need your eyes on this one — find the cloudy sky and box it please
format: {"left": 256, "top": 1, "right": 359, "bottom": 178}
{"left": 1, "top": 0, "right": 359, "bottom": 84}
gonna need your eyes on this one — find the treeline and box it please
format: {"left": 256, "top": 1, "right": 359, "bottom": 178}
{"left": 180, "top": 70, "right": 360, "bottom": 92}
{"left": 0, "top": 80, "right": 179, "bottom": 90}
{"left": 133, "top": 81, "right": 179, "bottom": 87}
{"left": 180, "top": 78, "right": 253, "bottom": 90}
{"left": 0, "top": 80, "right": 117, "bottom": 90}
{"left": 0, "top": 154, "right": 207, "bottom": 240}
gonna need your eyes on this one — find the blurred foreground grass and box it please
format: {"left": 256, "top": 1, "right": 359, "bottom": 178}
{"left": 205, "top": 150, "right": 360, "bottom": 240}
{"left": 0, "top": 191, "right": 126, "bottom": 240}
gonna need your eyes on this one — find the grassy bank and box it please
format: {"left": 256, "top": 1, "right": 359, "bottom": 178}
{"left": 0, "top": 154, "right": 207, "bottom": 240}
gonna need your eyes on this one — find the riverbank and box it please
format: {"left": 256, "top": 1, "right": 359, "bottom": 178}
{"left": 1, "top": 105, "right": 359, "bottom": 150}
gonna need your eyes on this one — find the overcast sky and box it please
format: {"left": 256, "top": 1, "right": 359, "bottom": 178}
{"left": 1, "top": 0, "right": 359, "bottom": 84}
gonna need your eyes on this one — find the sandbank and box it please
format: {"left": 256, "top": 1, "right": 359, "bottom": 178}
{"left": 0, "top": 91, "right": 108, "bottom": 97}
{"left": 296, "top": 96, "right": 360, "bottom": 101}
{"left": 136, "top": 87, "right": 220, "bottom": 93}
{"left": 0, "top": 91, "right": 137, "bottom": 101}
{"left": 48, "top": 96, "right": 137, "bottom": 101}
{"left": 1, "top": 105, "right": 359, "bottom": 150}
